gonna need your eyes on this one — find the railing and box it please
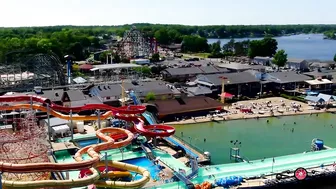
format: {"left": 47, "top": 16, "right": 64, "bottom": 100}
{"left": 173, "top": 135, "right": 206, "bottom": 155}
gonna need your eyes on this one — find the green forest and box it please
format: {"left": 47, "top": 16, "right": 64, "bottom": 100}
{"left": 0, "top": 24, "right": 335, "bottom": 63}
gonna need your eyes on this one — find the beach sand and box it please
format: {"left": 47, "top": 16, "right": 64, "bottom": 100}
{"left": 166, "top": 97, "right": 329, "bottom": 125}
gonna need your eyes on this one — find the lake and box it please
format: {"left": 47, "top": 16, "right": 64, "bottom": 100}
{"left": 208, "top": 34, "right": 336, "bottom": 61}
{"left": 174, "top": 113, "right": 336, "bottom": 164}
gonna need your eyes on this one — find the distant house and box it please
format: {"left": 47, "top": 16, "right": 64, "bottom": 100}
{"left": 151, "top": 96, "right": 223, "bottom": 122}
{"left": 286, "top": 59, "right": 309, "bottom": 71}
{"left": 62, "top": 90, "right": 102, "bottom": 107}
{"left": 124, "top": 81, "right": 177, "bottom": 101}
{"left": 187, "top": 86, "right": 213, "bottom": 96}
{"left": 89, "top": 84, "right": 123, "bottom": 106}
{"left": 217, "top": 63, "right": 265, "bottom": 72}
{"left": 195, "top": 71, "right": 260, "bottom": 97}
{"left": 305, "top": 78, "right": 333, "bottom": 93}
{"left": 263, "top": 71, "right": 312, "bottom": 92}
{"left": 160, "top": 66, "right": 229, "bottom": 81}
{"left": 89, "top": 81, "right": 176, "bottom": 105}
{"left": 40, "top": 89, "right": 64, "bottom": 105}
{"left": 309, "top": 62, "right": 334, "bottom": 70}
{"left": 253, "top": 56, "right": 271, "bottom": 66}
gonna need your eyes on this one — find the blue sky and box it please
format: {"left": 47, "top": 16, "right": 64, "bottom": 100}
{"left": 1, "top": 0, "right": 335, "bottom": 27}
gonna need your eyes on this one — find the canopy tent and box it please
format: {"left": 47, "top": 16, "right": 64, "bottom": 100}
{"left": 304, "top": 96, "right": 325, "bottom": 103}
{"left": 317, "top": 93, "right": 335, "bottom": 102}
{"left": 79, "top": 64, "right": 93, "bottom": 70}
{"left": 219, "top": 92, "right": 233, "bottom": 99}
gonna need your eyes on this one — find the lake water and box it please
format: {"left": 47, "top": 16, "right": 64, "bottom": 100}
{"left": 208, "top": 34, "right": 336, "bottom": 61}
{"left": 174, "top": 113, "right": 336, "bottom": 164}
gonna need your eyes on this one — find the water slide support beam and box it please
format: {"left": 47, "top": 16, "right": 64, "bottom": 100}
{"left": 70, "top": 110, "right": 73, "bottom": 141}
{"left": 98, "top": 109, "right": 101, "bottom": 143}
{"left": 47, "top": 104, "right": 51, "bottom": 141}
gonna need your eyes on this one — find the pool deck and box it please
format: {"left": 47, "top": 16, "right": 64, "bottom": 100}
{"left": 153, "top": 148, "right": 336, "bottom": 189}
{"left": 164, "top": 136, "right": 210, "bottom": 164}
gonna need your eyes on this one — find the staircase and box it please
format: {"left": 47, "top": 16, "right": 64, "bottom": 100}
{"left": 141, "top": 143, "right": 155, "bottom": 160}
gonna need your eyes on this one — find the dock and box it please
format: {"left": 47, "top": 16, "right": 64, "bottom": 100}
{"left": 165, "top": 136, "right": 210, "bottom": 164}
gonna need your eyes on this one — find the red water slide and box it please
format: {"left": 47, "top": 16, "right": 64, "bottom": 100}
{"left": 0, "top": 95, "right": 174, "bottom": 139}
{"left": 115, "top": 114, "right": 175, "bottom": 137}
{"left": 0, "top": 95, "right": 146, "bottom": 114}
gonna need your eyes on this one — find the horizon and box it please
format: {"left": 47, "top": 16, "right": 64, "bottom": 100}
{"left": 1, "top": 23, "right": 336, "bottom": 29}
{"left": 2, "top": 0, "right": 336, "bottom": 27}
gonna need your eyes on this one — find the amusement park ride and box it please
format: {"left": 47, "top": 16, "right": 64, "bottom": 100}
{"left": 0, "top": 91, "right": 175, "bottom": 188}
{"left": 117, "top": 26, "right": 158, "bottom": 59}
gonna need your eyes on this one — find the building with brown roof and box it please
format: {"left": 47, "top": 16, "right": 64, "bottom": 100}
{"left": 151, "top": 96, "right": 223, "bottom": 122}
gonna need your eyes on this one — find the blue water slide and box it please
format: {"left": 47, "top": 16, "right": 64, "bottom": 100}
{"left": 129, "top": 91, "right": 141, "bottom": 105}
{"left": 143, "top": 112, "right": 155, "bottom": 125}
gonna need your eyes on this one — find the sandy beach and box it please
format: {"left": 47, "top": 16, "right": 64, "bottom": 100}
{"left": 166, "top": 97, "right": 331, "bottom": 125}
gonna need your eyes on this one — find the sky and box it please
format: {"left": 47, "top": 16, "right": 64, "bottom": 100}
{"left": 1, "top": 0, "right": 336, "bottom": 27}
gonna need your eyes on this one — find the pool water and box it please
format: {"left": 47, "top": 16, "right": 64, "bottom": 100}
{"left": 77, "top": 138, "right": 98, "bottom": 147}
{"left": 174, "top": 113, "right": 336, "bottom": 164}
{"left": 122, "top": 157, "right": 161, "bottom": 180}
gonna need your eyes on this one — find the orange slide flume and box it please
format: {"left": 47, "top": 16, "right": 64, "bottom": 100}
{"left": 0, "top": 100, "right": 150, "bottom": 188}
{"left": 1, "top": 127, "right": 150, "bottom": 188}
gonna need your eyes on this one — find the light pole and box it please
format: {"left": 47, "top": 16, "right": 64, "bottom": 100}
{"left": 64, "top": 55, "right": 73, "bottom": 85}
{"left": 97, "top": 109, "right": 101, "bottom": 143}
{"left": 219, "top": 76, "right": 229, "bottom": 104}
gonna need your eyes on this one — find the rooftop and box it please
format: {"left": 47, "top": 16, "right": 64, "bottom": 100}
{"left": 162, "top": 67, "right": 203, "bottom": 76}
{"left": 266, "top": 71, "right": 312, "bottom": 84}
{"left": 305, "top": 79, "right": 333, "bottom": 85}
{"left": 187, "top": 86, "right": 213, "bottom": 96}
{"left": 153, "top": 96, "right": 222, "bottom": 116}
{"left": 92, "top": 63, "right": 141, "bottom": 71}
{"left": 90, "top": 81, "right": 175, "bottom": 100}
{"left": 216, "top": 63, "right": 252, "bottom": 70}
{"left": 196, "top": 72, "right": 259, "bottom": 86}
{"left": 41, "top": 89, "right": 64, "bottom": 102}
{"left": 287, "top": 58, "right": 306, "bottom": 63}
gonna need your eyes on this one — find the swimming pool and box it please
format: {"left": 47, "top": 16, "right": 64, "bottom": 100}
{"left": 122, "top": 157, "right": 161, "bottom": 180}
{"left": 76, "top": 138, "right": 98, "bottom": 147}
{"left": 174, "top": 113, "right": 336, "bottom": 164}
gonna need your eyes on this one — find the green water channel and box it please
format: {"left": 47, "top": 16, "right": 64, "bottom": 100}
{"left": 174, "top": 113, "right": 336, "bottom": 164}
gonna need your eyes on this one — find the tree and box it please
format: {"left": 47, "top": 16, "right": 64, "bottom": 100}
{"left": 262, "top": 37, "right": 278, "bottom": 57}
{"left": 154, "top": 29, "right": 170, "bottom": 45}
{"left": 133, "top": 66, "right": 151, "bottom": 76}
{"left": 145, "top": 92, "right": 156, "bottom": 102}
{"left": 223, "top": 39, "right": 235, "bottom": 52}
{"left": 151, "top": 53, "right": 160, "bottom": 62}
{"left": 334, "top": 53, "right": 336, "bottom": 62}
{"left": 248, "top": 37, "right": 278, "bottom": 58}
{"left": 273, "top": 50, "right": 288, "bottom": 68}
{"left": 113, "top": 54, "right": 121, "bottom": 63}
{"left": 182, "top": 35, "right": 208, "bottom": 52}
{"left": 37, "top": 38, "right": 52, "bottom": 52}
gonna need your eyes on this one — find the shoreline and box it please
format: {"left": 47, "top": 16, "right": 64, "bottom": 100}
{"left": 166, "top": 109, "right": 327, "bottom": 125}
{"left": 165, "top": 97, "right": 336, "bottom": 125}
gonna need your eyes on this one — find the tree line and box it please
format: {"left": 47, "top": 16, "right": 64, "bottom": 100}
{"left": 0, "top": 24, "right": 336, "bottom": 63}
